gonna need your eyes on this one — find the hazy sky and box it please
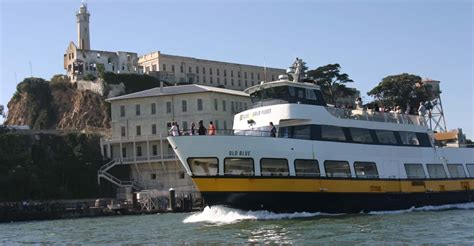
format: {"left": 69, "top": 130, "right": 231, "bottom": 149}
{"left": 0, "top": 0, "right": 472, "bottom": 137}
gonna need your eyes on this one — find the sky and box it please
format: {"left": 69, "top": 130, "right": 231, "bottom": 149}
{"left": 0, "top": 0, "right": 473, "bottom": 137}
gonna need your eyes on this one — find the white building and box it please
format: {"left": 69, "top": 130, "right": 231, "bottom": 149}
{"left": 99, "top": 84, "right": 250, "bottom": 192}
{"left": 63, "top": 3, "right": 141, "bottom": 82}
{"left": 139, "top": 52, "right": 286, "bottom": 91}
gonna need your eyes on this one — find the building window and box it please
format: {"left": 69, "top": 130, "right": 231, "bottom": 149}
{"left": 152, "top": 145, "right": 158, "bottom": 156}
{"left": 238, "top": 80, "right": 241, "bottom": 86}
{"left": 210, "top": 77, "right": 213, "bottom": 84}
{"left": 122, "top": 66, "right": 125, "bottom": 71}
{"left": 214, "top": 99, "right": 218, "bottom": 111}
{"left": 231, "top": 70, "right": 234, "bottom": 77}
{"left": 244, "top": 72, "right": 247, "bottom": 79}
{"left": 224, "top": 69, "right": 227, "bottom": 77}
{"left": 215, "top": 120, "right": 219, "bottom": 130}
{"left": 223, "top": 121, "right": 227, "bottom": 130}
{"left": 121, "top": 126, "right": 126, "bottom": 137}
{"left": 245, "top": 80, "right": 248, "bottom": 87}
{"left": 224, "top": 158, "right": 254, "bottom": 176}
{"left": 151, "top": 173, "right": 156, "bottom": 180}
{"left": 324, "top": 160, "right": 351, "bottom": 177}
{"left": 224, "top": 78, "right": 227, "bottom": 85}
{"left": 197, "top": 75, "right": 200, "bottom": 83}
{"left": 447, "top": 164, "right": 466, "bottom": 178}
{"left": 166, "top": 102, "right": 172, "bottom": 113}
{"left": 180, "top": 65, "right": 184, "bottom": 73}
{"left": 182, "top": 121, "right": 188, "bottom": 131}
{"left": 209, "top": 68, "right": 213, "bottom": 75}
{"left": 145, "top": 66, "right": 150, "bottom": 73}
{"left": 135, "top": 104, "right": 141, "bottom": 116}
{"left": 295, "top": 159, "right": 320, "bottom": 176}
{"left": 237, "top": 71, "right": 241, "bottom": 78}
{"left": 136, "top": 125, "right": 141, "bottom": 136}
{"left": 404, "top": 163, "right": 426, "bottom": 179}
{"left": 231, "top": 79, "right": 234, "bottom": 86}
{"left": 162, "top": 64, "right": 166, "bottom": 71}
{"left": 272, "top": 74, "right": 275, "bottom": 81}
{"left": 196, "top": 66, "right": 199, "bottom": 73}
{"left": 136, "top": 146, "right": 142, "bottom": 157}
{"left": 231, "top": 101, "right": 235, "bottom": 113}
{"left": 217, "top": 69, "right": 220, "bottom": 76}
{"left": 257, "top": 73, "right": 261, "bottom": 80}
{"left": 187, "top": 158, "right": 218, "bottom": 176}
{"left": 171, "top": 65, "right": 175, "bottom": 72}
{"left": 197, "top": 99, "right": 203, "bottom": 111}
{"left": 217, "top": 77, "right": 220, "bottom": 84}
{"left": 182, "top": 100, "right": 187, "bottom": 112}
{"left": 251, "top": 72, "right": 254, "bottom": 79}
{"left": 122, "top": 147, "right": 126, "bottom": 158}
{"left": 260, "top": 158, "right": 289, "bottom": 176}
{"left": 152, "top": 124, "right": 157, "bottom": 135}
{"left": 354, "top": 162, "right": 379, "bottom": 178}
{"left": 188, "top": 67, "right": 192, "bottom": 73}
{"left": 427, "top": 164, "right": 447, "bottom": 178}
{"left": 202, "top": 67, "right": 205, "bottom": 74}
{"left": 120, "top": 105, "right": 125, "bottom": 117}
{"left": 151, "top": 103, "right": 156, "bottom": 114}
{"left": 222, "top": 100, "right": 226, "bottom": 111}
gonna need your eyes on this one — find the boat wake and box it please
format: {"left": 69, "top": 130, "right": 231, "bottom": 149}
{"left": 183, "top": 205, "right": 332, "bottom": 225}
{"left": 183, "top": 202, "right": 474, "bottom": 224}
{"left": 367, "top": 202, "right": 474, "bottom": 215}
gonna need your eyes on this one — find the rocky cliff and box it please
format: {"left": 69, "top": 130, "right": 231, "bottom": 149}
{"left": 5, "top": 78, "right": 110, "bottom": 130}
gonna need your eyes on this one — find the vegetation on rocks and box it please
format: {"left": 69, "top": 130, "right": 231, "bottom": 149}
{"left": 101, "top": 72, "right": 161, "bottom": 94}
{"left": 0, "top": 131, "right": 104, "bottom": 201}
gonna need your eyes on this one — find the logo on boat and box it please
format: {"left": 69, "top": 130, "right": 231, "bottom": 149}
{"left": 229, "top": 150, "right": 251, "bottom": 156}
{"left": 240, "top": 109, "right": 272, "bottom": 121}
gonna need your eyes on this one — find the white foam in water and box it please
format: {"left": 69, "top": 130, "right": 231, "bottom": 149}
{"left": 368, "top": 202, "right": 474, "bottom": 215}
{"left": 183, "top": 206, "right": 327, "bottom": 224}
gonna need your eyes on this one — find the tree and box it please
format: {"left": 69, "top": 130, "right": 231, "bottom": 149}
{"left": 367, "top": 73, "right": 433, "bottom": 113}
{"left": 0, "top": 104, "right": 4, "bottom": 118}
{"left": 306, "top": 64, "right": 355, "bottom": 104}
{"left": 50, "top": 74, "right": 69, "bottom": 84}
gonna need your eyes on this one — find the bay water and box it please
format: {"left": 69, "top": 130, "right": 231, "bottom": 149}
{"left": 1, "top": 203, "right": 473, "bottom": 244}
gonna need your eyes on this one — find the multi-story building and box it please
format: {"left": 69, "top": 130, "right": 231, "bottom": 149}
{"left": 139, "top": 52, "right": 286, "bottom": 91}
{"left": 99, "top": 84, "right": 250, "bottom": 193}
{"left": 63, "top": 3, "right": 141, "bottom": 82}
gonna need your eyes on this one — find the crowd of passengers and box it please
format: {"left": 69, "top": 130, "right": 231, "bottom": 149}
{"left": 336, "top": 97, "right": 434, "bottom": 117}
{"left": 169, "top": 121, "right": 277, "bottom": 138}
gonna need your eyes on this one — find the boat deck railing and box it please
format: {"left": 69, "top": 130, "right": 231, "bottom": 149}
{"left": 325, "top": 107, "right": 427, "bottom": 126}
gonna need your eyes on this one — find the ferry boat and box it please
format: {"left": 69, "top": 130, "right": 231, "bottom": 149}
{"left": 168, "top": 59, "right": 474, "bottom": 213}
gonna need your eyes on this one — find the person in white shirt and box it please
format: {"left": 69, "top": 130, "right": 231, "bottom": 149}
{"left": 169, "top": 122, "right": 179, "bottom": 136}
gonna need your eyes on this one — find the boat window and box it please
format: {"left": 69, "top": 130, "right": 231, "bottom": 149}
{"left": 427, "top": 164, "right": 447, "bottom": 178}
{"left": 224, "top": 158, "right": 254, "bottom": 176}
{"left": 305, "top": 89, "right": 317, "bottom": 100}
{"left": 447, "top": 164, "right": 466, "bottom": 178}
{"left": 416, "top": 133, "right": 432, "bottom": 147}
{"left": 293, "top": 125, "right": 311, "bottom": 140}
{"left": 324, "top": 160, "right": 351, "bottom": 178}
{"left": 354, "top": 162, "right": 379, "bottom": 178}
{"left": 375, "top": 130, "right": 398, "bottom": 145}
{"left": 294, "top": 159, "right": 320, "bottom": 176}
{"left": 465, "top": 164, "right": 474, "bottom": 177}
{"left": 399, "top": 131, "right": 420, "bottom": 146}
{"left": 260, "top": 158, "right": 289, "bottom": 176}
{"left": 349, "top": 128, "right": 374, "bottom": 144}
{"left": 404, "top": 163, "right": 426, "bottom": 179}
{"left": 187, "top": 158, "right": 218, "bottom": 176}
{"left": 321, "top": 125, "right": 346, "bottom": 141}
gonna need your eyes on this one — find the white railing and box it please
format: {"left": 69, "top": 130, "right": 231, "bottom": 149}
{"left": 325, "top": 107, "right": 427, "bottom": 127}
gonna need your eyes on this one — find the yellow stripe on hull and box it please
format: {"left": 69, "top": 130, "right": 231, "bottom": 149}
{"left": 192, "top": 177, "right": 474, "bottom": 193}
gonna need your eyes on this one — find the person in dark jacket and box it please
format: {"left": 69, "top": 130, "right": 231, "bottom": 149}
{"left": 198, "top": 120, "right": 207, "bottom": 135}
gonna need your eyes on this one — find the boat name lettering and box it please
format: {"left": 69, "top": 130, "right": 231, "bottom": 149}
{"left": 239, "top": 109, "right": 271, "bottom": 121}
{"left": 229, "top": 150, "right": 251, "bottom": 156}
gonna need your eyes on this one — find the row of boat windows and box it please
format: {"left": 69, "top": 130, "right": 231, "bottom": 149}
{"left": 279, "top": 124, "right": 432, "bottom": 147}
{"left": 250, "top": 86, "right": 326, "bottom": 107}
{"left": 187, "top": 157, "right": 474, "bottom": 179}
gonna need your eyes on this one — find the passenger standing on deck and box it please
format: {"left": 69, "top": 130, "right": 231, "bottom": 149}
{"left": 190, "top": 122, "right": 196, "bottom": 136}
{"left": 418, "top": 102, "right": 427, "bottom": 125}
{"left": 269, "top": 122, "right": 277, "bottom": 137}
{"left": 198, "top": 120, "right": 207, "bottom": 135}
{"left": 208, "top": 121, "right": 216, "bottom": 135}
{"left": 169, "top": 122, "right": 179, "bottom": 136}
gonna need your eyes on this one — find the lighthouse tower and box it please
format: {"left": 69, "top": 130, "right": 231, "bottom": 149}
{"left": 76, "top": 2, "right": 90, "bottom": 50}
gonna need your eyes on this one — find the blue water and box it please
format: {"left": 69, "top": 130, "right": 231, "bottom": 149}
{"left": 1, "top": 203, "right": 474, "bottom": 244}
